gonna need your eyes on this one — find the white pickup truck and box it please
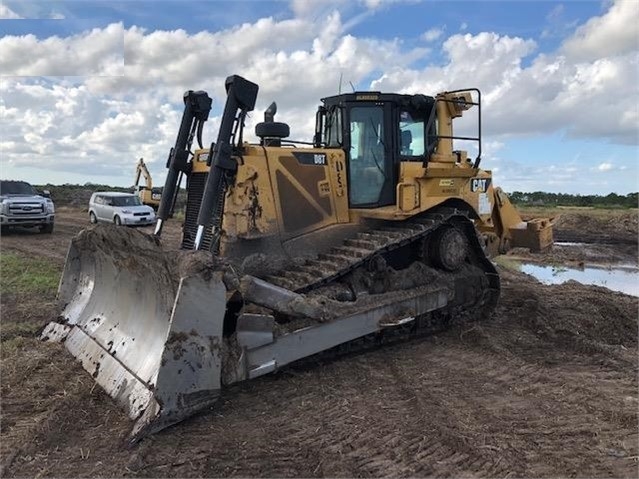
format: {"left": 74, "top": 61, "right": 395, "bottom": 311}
{"left": 0, "top": 180, "right": 55, "bottom": 233}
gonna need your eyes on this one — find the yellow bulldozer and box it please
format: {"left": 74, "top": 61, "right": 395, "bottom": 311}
{"left": 133, "top": 157, "right": 162, "bottom": 209}
{"left": 43, "top": 75, "right": 553, "bottom": 442}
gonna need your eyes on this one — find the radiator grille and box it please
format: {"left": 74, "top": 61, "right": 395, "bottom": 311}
{"left": 181, "top": 173, "right": 214, "bottom": 251}
{"left": 8, "top": 202, "right": 45, "bottom": 215}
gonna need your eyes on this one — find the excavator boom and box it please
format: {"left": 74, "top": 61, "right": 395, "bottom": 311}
{"left": 134, "top": 158, "right": 163, "bottom": 209}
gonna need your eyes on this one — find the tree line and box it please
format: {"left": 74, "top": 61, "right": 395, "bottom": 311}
{"left": 508, "top": 191, "right": 638, "bottom": 208}
{"left": 34, "top": 183, "right": 638, "bottom": 209}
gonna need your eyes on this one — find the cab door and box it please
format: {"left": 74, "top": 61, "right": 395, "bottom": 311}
{"left": 345, "top": 102, "right": 395, "bottom": 208}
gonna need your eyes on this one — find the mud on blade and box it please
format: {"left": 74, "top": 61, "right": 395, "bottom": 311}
{"left": 41, "top": 226, "right": 226, "bottom": 441}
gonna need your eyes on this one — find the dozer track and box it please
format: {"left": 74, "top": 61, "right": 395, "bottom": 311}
{"left": 41, "top": 208, "right": 500, "bottom": 444}
{"left": 264, "top": 207, "right": 500, "bottom": 315}
{"left": 225, "top": 208, "right": 501, "bottom": 394}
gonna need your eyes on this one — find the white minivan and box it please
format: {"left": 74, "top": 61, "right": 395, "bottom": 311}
{"left": 89, "top": 192, "right": 156, "bottom": 226}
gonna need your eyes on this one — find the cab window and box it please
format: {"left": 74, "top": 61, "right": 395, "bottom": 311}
{"left": 112, "top": 196, "right": 142, "bottom": 207}
{"left": 323, "top": 107, "right": 343, "bottom": 147}
{"left": 399, "top": 110, "right": 425, "bottom": 157}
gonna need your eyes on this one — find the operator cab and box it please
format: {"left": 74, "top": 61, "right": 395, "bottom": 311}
{"left": 315, "top": 92, "right": 437, "bottom": 208}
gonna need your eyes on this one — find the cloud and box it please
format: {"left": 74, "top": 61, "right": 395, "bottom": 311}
{"left": 594, "top": 161, "right": 630, "bottom": 173}
{"left": 0, "top": 4, "right": 22, "bottom": 18}
{"left": 0, "top": 23, "right": 124, "bottom": 76}
{"left": 290, "top": 0, "right": 348, "bottom": 18}
{"left": 421, "top": 27, "right": 444, "bottom": 42}
{"left": 0, "top": 13, "right": 428, "bottom": 184}
{"left": 370, "top": 9, "right": 638, "bottom": 145}
{"left": 372, "top": 32, "right": 537, "bottom": 101}
{"left": 0, "top": 2, "right": 66, "bottom": 20}
{"left": 1, "top": 0, "right": 636, "bottom": 194}
{"left": 546, "top": 3, "right": 564, "bottom": 22}
{"left": 541, "top": 3, "right": 579, "bottom": 39}
{"left": 562, "top": 0, "right": 639, "bottom": 61}
{"left": 289, "top": 0, "right": 414, "bottom": 19}
{"left": 84, "top": 14, "right": 427, "bottom": 106}
{"left": 361, "top": 0, "right": 410, "bottom": 10}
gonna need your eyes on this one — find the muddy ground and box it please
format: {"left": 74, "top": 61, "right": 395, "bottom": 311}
{"left": 1, "top": 207, "right": 637, "bottom": 478}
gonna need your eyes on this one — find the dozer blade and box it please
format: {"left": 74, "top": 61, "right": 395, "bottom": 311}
{"left": 41, "top": 226, "right": 226, "bottom": 442}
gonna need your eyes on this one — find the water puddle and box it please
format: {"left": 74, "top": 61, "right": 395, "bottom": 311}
{"left": 554, "top": 241, "right": 588, "bottom": 247}
{"left": 517, "top": 262, "right": 639, "bottom": 297}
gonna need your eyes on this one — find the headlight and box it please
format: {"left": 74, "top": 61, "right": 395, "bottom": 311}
{"left": 0, "top": 201, "right": 8, "bottom": 214}
{"left": 46, "top": 200, "right": 55, "bottom": 214}
{"left": 121, "top": 209, "right": 132, "bottom": 214}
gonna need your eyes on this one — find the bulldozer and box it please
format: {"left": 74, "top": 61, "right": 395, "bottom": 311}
{"left": 133, "top": 157, "right": 163, "bottom": 209}
{"left": 42, "top": 74, "right": 553, "bottom": 442}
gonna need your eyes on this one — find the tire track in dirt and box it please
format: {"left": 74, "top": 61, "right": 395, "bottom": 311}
{"left": 432, "top": 305, "right": 638, "bottom": 478}
{"left": 1, "top": 211, "right": 87, "bottom": 264}
{"left": 159, "top": 343, "right": 525, "bottom": 478}
{"left": 368, "top": 351, "right": 516, "bottom": 478}
{"left": 386, "top": 342, "right": 526, "bottom": 477}
{"left": 2, "top": 208, "right": 637, "bottom": 477}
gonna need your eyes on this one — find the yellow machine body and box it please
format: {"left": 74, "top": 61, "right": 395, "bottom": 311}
{"left": 188, "top": 89, "right": 552, "bottom": 258}
{"left": 134, "top": 157, "right": 162, "bottom": 209}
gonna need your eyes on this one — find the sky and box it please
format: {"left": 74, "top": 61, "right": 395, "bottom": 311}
{"left": 0, "top": 0, "right": 637, "bottom": 195}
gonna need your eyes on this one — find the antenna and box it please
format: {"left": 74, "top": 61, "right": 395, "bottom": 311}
{"left": 338, "top": 72, "right": 343, "bottom": 94}
{"left": 349, "top": 81, "right": 355, "bottom": 92}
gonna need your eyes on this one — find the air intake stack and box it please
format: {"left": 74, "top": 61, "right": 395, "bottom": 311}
{"left": 256, "top": 102, "right": 290, "bottom": 147}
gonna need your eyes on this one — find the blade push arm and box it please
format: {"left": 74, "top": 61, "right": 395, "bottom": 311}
{"left": 194, "top": 75, "right": 258, "bottom": 251}
{"left": 489, "top": 188, "right": 555, "bottom": 254}
{"left": 155, "top": 90, "right": 212, "bottom": 236}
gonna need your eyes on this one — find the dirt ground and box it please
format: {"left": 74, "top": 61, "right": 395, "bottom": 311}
{"left": 1, "top": 207, "right": 637, "bottom": 478}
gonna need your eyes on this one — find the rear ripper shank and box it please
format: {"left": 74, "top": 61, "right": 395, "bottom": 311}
{"left": 43, "top": 74, "right": 554, "bottom": 441}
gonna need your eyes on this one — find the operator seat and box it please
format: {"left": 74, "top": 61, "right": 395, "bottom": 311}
{"left": 401, "top": 130, "right": 413, "bottom": 156}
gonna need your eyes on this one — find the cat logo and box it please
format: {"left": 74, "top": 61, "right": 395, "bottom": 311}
{"left": 470, "top": 177, "right": 491, "bottom": 193}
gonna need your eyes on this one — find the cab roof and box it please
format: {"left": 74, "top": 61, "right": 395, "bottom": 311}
{"left": 320, "top": 92, "right": 435, "bottom": 110}
{"left": 93, "top": 192, "right": 135, "bottom": 197}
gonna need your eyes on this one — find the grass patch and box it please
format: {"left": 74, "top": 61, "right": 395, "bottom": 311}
{"left": 0, "top": 252, "right": 61, "bottom": 295}
{"left": 1, "top": 316, "right": 49, "bottom": 343}
{"left": 1, "top": 335, "right": 29, "bottom": 354}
